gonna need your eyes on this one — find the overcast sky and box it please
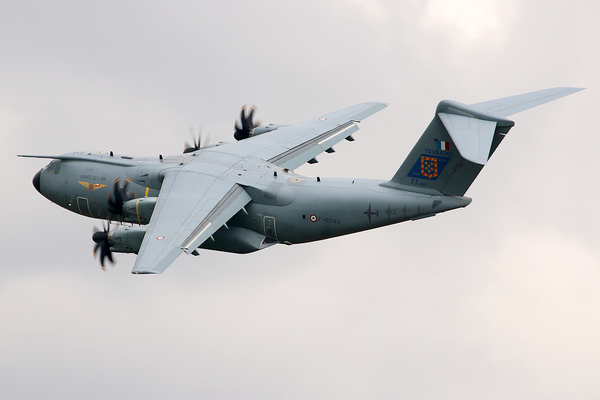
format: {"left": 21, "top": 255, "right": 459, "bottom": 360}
{"left": 2, "top": 0, "right": 599, "bottom": 399}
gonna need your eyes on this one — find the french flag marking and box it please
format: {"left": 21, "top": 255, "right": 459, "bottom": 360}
{"left": 437, "top": 141, "right": 450, "bottom": 151}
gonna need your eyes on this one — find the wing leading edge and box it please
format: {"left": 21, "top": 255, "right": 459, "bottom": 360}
{"left": 131, "top": 170, "right": 251, "bottom": 274}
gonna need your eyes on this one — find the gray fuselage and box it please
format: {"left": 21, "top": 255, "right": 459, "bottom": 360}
{"left": 33, "top": 151, "right": 471, "bottom": 254}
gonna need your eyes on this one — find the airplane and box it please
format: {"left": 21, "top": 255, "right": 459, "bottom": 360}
{"left": 19, "top": 87, "right": 582, "bottom": 274}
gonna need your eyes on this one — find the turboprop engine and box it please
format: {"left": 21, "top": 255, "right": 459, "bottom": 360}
{"left": 252, "top": 124, "right": 288, "bottom": 136}
{"left": 233, "top": 105, "right": 289, "bottom": 140}
{"left": 121, "top": 197, "right": 157, "bottom": 225}
{"left": 92, "top": 224, "right": 147, "bottom": 269}
{"left": 91, "top": 222, "right": 279, "bottom": 269}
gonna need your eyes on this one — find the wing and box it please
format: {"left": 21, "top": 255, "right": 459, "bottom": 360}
{"left": 469, "top": 87, "right": 584, "bottom": 118}
{"left": 131, "top": 170, "right": 251, "bottom": 274}
{"left": 130, "top": 103, "right": 386, "bottom": 273}
{"left": 212, "top": 102, "right": 388, "bottom": 170}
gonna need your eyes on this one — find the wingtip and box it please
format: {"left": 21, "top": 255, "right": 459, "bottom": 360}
{"left": 131, "top": 270, "right": 162, "bottom": 275}
{"left": 554, "top": 87, "right": 586, "bottom": 95}
{"left": 17, "top": 154, "right": 60, "bottom": 159}
{"left": 367, "top": 101, "right": 390, "bottom": 107}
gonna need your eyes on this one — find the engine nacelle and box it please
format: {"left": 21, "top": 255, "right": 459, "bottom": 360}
{"left": 252, "top": 124, "right": 288, "bottom": 136}
{"left": 200, "top": 226, "right": 277, "bottom": 254}
{"left": 108, "top": 225, "right": 147, "bottom": 254}
{"left": 121, "top": 197, "right": 157, "bottom": 224}
{"left": 106, "top": 224, "right": 277, "bottom": 256}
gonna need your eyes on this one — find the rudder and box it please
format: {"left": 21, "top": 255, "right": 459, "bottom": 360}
{"left": 386, "top": 100, "right": 514, "bottom": 196}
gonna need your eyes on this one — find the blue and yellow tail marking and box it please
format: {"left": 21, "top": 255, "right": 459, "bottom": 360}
{"left": 408, "top": 154, "right": 451, "bottom": 180}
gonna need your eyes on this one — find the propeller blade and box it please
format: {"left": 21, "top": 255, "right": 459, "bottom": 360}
{"left": 107, "top": 178, "right": 133, "bottom": 216}
{"left": 93, "top": 242, "right": 101, "bottom": 259}
{"left": 233, "top": 105, "right": 261, "bottom": 141}
{"left": 184, "top": 123, "right": 203, "bottom": 153}
{"left": 204, "top": 132, "right": 212, "bottom": 148}
{"left": 92, "top": 221, "right": 116, "bottom": 270}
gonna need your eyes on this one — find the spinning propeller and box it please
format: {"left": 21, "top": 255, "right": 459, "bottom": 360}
{"left": 234, "top": 105, "right": 261, "bottom": 141}
{"left": 184, "top": 124, "right": 211, "bottom": 153}
{"left": 107, "top": 177, "right": 134, "bottom": 216}
{"left": 92, "top": 222, "right": 114, "bottom": 270}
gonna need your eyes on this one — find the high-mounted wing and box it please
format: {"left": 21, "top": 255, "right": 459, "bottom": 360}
{"left": 131, "top": 169, "right": 251, "bottom": 274}
{"left": 131, "top": 103, "right": 387, "bottom": 273}
{"left": 212, "top": 102, "right": 388, "bottom": 170}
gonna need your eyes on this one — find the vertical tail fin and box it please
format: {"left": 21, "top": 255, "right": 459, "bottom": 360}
{"left": 384, "top": 88, "right": 583, "bottom": 196}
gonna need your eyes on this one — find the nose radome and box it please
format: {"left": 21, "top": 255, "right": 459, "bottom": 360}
{"left": 33, "top": 170, "right": 42, "bottom": 194}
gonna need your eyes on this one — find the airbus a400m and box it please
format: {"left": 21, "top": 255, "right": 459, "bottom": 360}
{"left": 20, "top": 88, "right": 581, "bottom": 274}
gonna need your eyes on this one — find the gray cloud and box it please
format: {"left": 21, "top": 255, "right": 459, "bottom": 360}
{"left": 2, "top": 0, "right": 599, "bottom": 399}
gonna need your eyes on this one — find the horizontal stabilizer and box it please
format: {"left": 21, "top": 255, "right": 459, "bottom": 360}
{"left": 469, "top": 87, "right": 584, "bottom": 118}
{"left": 386, "top": 87, "right": 582, "bottom": 196}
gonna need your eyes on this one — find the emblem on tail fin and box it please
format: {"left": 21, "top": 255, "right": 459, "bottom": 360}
{"left": 421, "top": 156, "right": 438, "bottom": 178}
{"left": 406, "top": 154, "right": 452, "bottom": 181}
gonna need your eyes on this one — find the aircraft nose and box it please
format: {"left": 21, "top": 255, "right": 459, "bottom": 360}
{"left": 33, "top": 169, "right": 42, "bottom": 194}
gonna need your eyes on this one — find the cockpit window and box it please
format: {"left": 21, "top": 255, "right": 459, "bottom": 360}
{"left": 46, "top": 161, "right": 61, "bottom": 175}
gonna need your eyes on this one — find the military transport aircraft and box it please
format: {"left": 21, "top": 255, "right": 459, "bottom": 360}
{"left": 20, "top": 88, "right": 582, "bottom": 274}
